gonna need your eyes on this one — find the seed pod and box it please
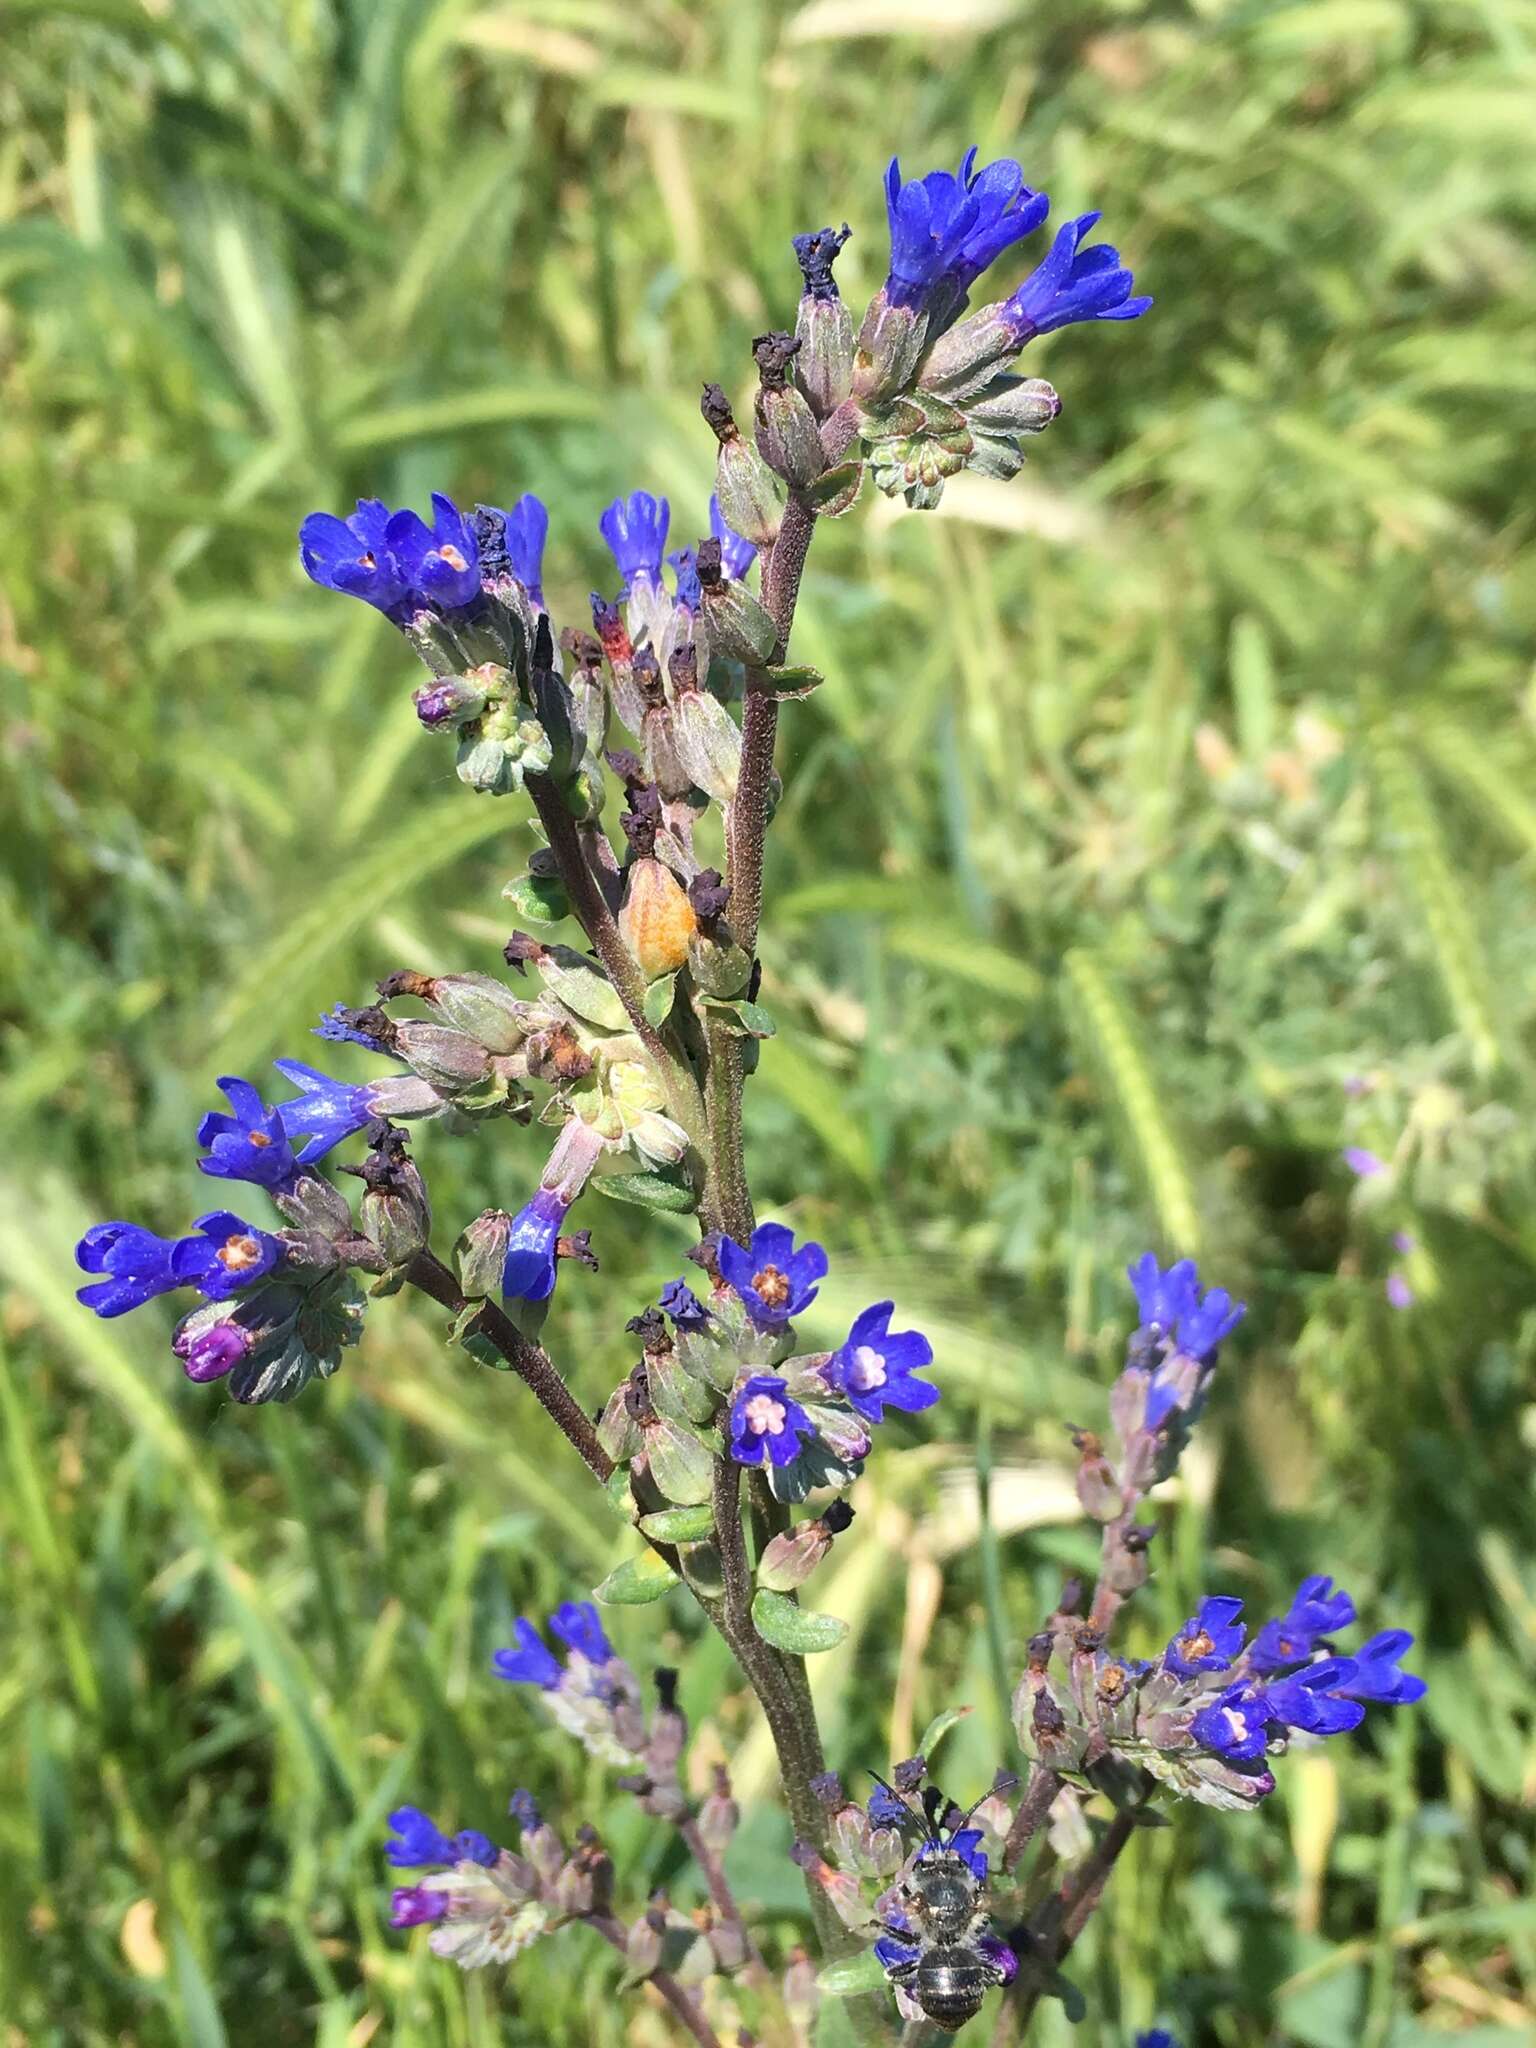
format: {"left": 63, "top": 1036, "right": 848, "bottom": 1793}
{"left": 456, "top": 1209, "right": 513, "bottom": 1297}
{"left": 669, "top": 653, "right": 742, "bottom": 804}
{"left": 753, "top": 332, "right": 825, "bottom": 489}
{"left": 388, "top": 1020, "right": 493, "bottom": 1095}
{"left": 696, "top": 538, "right": 776, "bottom": 664}
{"left": 382, "top": 969, "right": 530, "bottom": 1056}
{"left": 360, "top": 1158, "right": 431, "bottom": 1266}
{"left": 852, "top": 289, "right": 928, "bottom": 405}
{"left": 619, "top": 857, "right": 697, "bottom": 981}
{"left": 702, "top": 383, "right": 785, "bottom": 548}
{"left": 793, "top": 224, "right": 854, "bottom": 417}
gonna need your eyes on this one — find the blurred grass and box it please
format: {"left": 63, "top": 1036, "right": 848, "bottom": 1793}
{"left": 3, "top": 1, "right": 1535, "bottom": 2042}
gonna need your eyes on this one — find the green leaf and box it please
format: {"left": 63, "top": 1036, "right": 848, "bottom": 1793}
{"left": 644, "top": 1417, "right": 715, "bottom": 1505}
{"left": 751, "top": 1589, "right": 848, "bottom": 1653}
{"left": 916, "top": 1704, "right": 973, "bottom": 1762}
{"left": 703, "top": 997, "right": 776, "bottom": 1039}
{"left": 806, "top": 460, "right": 864, "bottom": 517}
{"left": 643, "top": 973, "right": 677, "bottom": 1028}
{"left": 638, "top": 1504, "right": 715, "bottom": 1543}
{"left": 502, "top": 872, "right": 571, "bottom": 924}
{"left": 590, "top": 1165, "right": 699, "bottom": 1214}
{"left": 595, "top": 1550, "right": 679, "bottom": 1606}
{"left": 816, "top": 1949, "right": 888, "bottom": 1997}
{"left": 749, "top": 664, "right": 824, "bottom": 699}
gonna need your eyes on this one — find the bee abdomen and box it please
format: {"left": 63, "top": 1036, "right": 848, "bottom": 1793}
{"left": 914, "top": 1948, "right": 990, "bottom": 2032}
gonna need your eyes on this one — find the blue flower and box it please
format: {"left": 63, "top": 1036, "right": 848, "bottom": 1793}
{"left": 659, "top": 1278, "right": 710, "bottom": 1330}
{"left": 710, "top": 496, "right": 757, "bottom": 581}
{"left": 600, "top": 491, "right": 669, "bottom": 593}
{"left": 1137, "top": 2030, "right": 1177, "bottom": 2046}
{"left": 830, "top": 1301, "right": 938, "bottom": 1423}
{"left": 299, "top": 500, "right": 410, "bottom": 617}
{"left": 385, "top": 1805, "right": 455, "bottom": 1867}
{"left": 473, "top": 495, "right": 549, "bottom": 611}
{"left": 508, "top": 1788, "right": 542, "bottom": 1833}
{"left": 868, "top": 1784, "right": 908, "bottom": 1829}
{"left": 491, "top": 1618, "right": 564, "bottom": 1690}
{"left": 947, "top": 149, "right": 1049, "bottom": 292}
{"left": 272, "top": 1059, "right": 378, "bottom": 1164}
{"left": 921, "top": 1828, "right": 987, "bottom": 1882}
{"left": 452, "top": 1829, "right": 498, "bottom": 1865}
{"left": 384, "top": 493, "right": 481, "bottom": 612}
{"left": 874, "top": 1932, "right": 922, "bottom": 1973}
{"left": 1190, "top": 1682, "right": 1271, "bottom": 1762}
{"left": 1163, "top": 1595, "right": 1246, "bottom": 1678}
{"left": 76, "top": 1222, "right": 182, "bottom": 1319}
{"left": 501, "top": 1188, "right": 570, "bottom": 1303}
{"left": 667, "top": 546, "right": 703, "bottom": 612}
{"left": 169, "top": 1212, "right": 281, "bottom": 1301}
{"left": 1001, "top": 212, "right": 1152, "bottom": 343}
{"left": 197, "top": 1076, "right": 301, "bottom": 1192}
{"left": 728, "top": 1373, "right": 817, "bottom": 1468}
{"left": 390, "top": 1885, "right": 449, "bottom": 1927}
{"left": 313, "top": 1005, "right": 393, "bottom": 1052}
{"left": 1330, "top": 1629, "right": 1427, "bottom": 1705}
{"left": 1177, "top": 1284, "right": 1245, "bottom": 1362}
{"left": 1127, "top": 1253, "right": 1199, "bottom": 1335}
{"left": 718, "top": 1222, "right": 827, "bottom": 1328}
{"left": 1262, "top": 1657, "right": 1366, "bottom": 1737}
{"left": 1250, "top": 1575, "right": 1357, "bottom": 1674}
{"left": 548, "top": 1599, "right": 613, "bottom": 1665}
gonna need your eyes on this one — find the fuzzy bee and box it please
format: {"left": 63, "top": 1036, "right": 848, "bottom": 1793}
{"left": 869, "top": 1779, "right": 1018, "bottom": 2033}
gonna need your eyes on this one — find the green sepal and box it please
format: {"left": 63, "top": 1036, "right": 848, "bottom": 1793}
{"left": 643, "top": 973, "right": 677, "bottom": 1028}
{"left": 502, "top": 872, "right": 571, "bottom": 924}
{"left": 678, "top": 1540, "right": 725, "bottom": 1601}
{"left": 447, "top": 1300, "right": 505, "bottom": 1369}
{"left": 644, "top": 1416, "right": 716, "bottom": 1505}
{"left": 703, "top": 997, "right": 775, "bottom": 1040}
{"left": 638, "top": 1503, "right": 715, "bottom": 1543}
{"left": 817, "top": 1950, "right": 889, "bottom": 1998}
{"left": 857, "top": 396, "right": 926, "bottom": 440}
{"left": 747, "top": 665, "right": 823, "bottom": 700}
{"left": 911, "top": 391, "right": 969, "bottom": 435}
{"left": 540, "top": 961, "right": 629, "bottom": 1032}
{"left": 965, "top": 431, "right": 1027, "bottom": 482}
{"left": 806, "top": 461, "right": 864, "bottom": 518}
{"left": 606, "top": 1466, "right": 640, "bottom": 1523}
{"left": 590, "top": 1164, "right": 699, "bottom": 1214}
{"left": 751, "top": 1589, "right": 848, "bottom": 1653}
{"left": 595, "top": 1549, "right": 679, "bottom": 1606}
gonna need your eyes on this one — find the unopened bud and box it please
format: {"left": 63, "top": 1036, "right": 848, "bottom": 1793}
{"left": 625, "top": 1912, "right": 662, "bottom": 1977}
{"left": 966, "top": 374, "right": 1061, "bottom": 436}
{"left": 456, "top": 1208, "right": 513, "bottom": 1297}
{"left": 413, "top": 674, "right": 487, "bottom": 730}
{"left": 1071, "top": 1427, "right": 1122, "bottom": 1523}
{"left": 388, "top": 1019, "right": 492, "bottom": 1095}
{"left": 698, "top": 1765, "right": 739, "bottom": 1857}
{"left": 891, "top": 1754, "right": 926, "bottom": 1794}
{"left": 753, "top": 332, "right": 824, "bottom": 489}
{"left": 619, "top": 856, "right": 698, "bottom": 981}
{"left": 915, "top": 301, "right": 1016, "bottom": 403}
{"left": 702, "top": 384, "right": 786, "bottom": 548}
{"left": 783, "top": 1948, "right": 819, "bottom": 2032}
{"left": 757, "top": 1501, "right": 854, "bottom": 1593}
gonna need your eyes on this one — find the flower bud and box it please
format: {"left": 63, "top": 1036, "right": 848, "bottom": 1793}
{"left": 852, "top": 289, "right": 928, "bottom": 405}
{"left": 1071, "top": 1427, "right": 1122, "bottom": 1523}
{"left": 753, "top": 332, "right": 825, "bottom": 489}
{"left": 697, "top": 1766, "right": 738, "bottom": 1857}
{"left": 388, "top": 1020, "right": 492, "bottom": 1095}
{"left": 624, "top": 1912, "right": 663, "bottom": 1978}
{"left": 456, "top": 1208, "right": 513, "bottom": 1297}
{"left": 915, "top": 302, "right": 1017, "bottom": 402}
{"left": 782, "top": 1948, "right": 818, "bottom": 2034}
{"left": 696, "top": 538, "right": 777, "bottom": 664}
{"left": 701, "top": 384, "right": 785, "bottom": 548}
{"left": 380, "top": 969, "right": 530, "bottom": 1057}
{"left": 413, "top": 674, "right": 487, "bottom": 731}
{"left": 965, "top": 375, "right": 1061, "bottom": 436}
{"left": 360, "top": 1156, "right": 431, "bottom": 1265}
{"left": 788, "top": 1842, "right": 877, "bottom": 1935}
{"left": 619, "top": 856, "right": 697, "bottom": 981}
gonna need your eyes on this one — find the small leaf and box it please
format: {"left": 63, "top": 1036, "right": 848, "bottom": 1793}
{"left": 807, "top": 460, "right": 864, "bottom": 517}
{"left": 638, "top": 1504, "right": 715, "bottom": 1542}
{"left": 447, "top": 1300, "right": 506, "bottom": 1369}
{"left": 748, "top": 664, "right": 823, "bottom": 699}
{"left": 817, "top": 1949, "right": 889, "bottom": 1996}
{"left": 1044, "top": 1969, "right": 1086, "bottom": 2023}
{"left": 590, "top": 1165, "right": 699, "bottom": 1214}
{"left": 595, "top": 1550, "right": 679, "bottom": 1606}
{"left": 679, "top": 1539, "right": 725, "bottom": 1600}
{"left": 752, "top": 1589, "right": 848, "bottom": 1653}
{"left": 643, "top": 973, "right": 677, "bottom": 1028}
{"left": 703, "top": 997, "right": 776, "bottom": 1040}
{"left": 502, "top": 872, "right": 570, "bottom": 924}
{"left": 917, "top": 1705, "right": 973, "bottom": 1763}
{"left": 606, "top": 1468, "right": 640, "bottom": 1523}
{"left": 644, "top": 1417, "right": 716, "bottom": 1505}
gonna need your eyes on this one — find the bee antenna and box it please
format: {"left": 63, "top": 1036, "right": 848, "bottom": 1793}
{"left": 868, "top": 1772, "right": 938, "bottom": 1845}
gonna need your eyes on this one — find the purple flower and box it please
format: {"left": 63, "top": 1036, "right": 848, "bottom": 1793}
{"left": 385, "top": 1806, "right": 455, "bottom": 1867}
{"left": 718, "top": 1222, "right": 827, "bottom": 1328}
{"left": 299, "top": 500, "right": 409, "bottom": 617}
{"left": 548, "top": 1600, "right": 613, "bottom": 1665}
{"left": 978, "top": 1933, "right": 1019, "bottom": 1987}
{"left": 197, "top": 1076, "right": 301, "bottom": 1192}
{"left": 1250, "top": 1575, "right": 1356, "bottom": 1674}
{"left": 474, "top": 495, "right": 549, "bottom": 610}
{"left": 1344, "top": 1146, "right": 1386, "bottom": 1179}
{"left": 75, "top": 1222, "right": 181, "bottom": 1318}
{"left": 389, "top": 1885, "right": 449, "bottom": 1928}
{"left": 830, "top": 1301, "right": 938, "bottom": 1423}
{"left": 874, "top": 1932, "right": 921, "bottom": 1972}
{"left": 1000, "top": 213, "right": 1152, "bottom": 343}
{"left": 169, "top": 1212, "right": 281, "bottom": 1301}
{"left": 508, "top": 1788, "right": 541, "bottom": 1832}
{"left": 501, "top": 1187, "right": 570, "bottom": 1303}
{"left": 667, "top": 546, "right": 703, "bottom": 612}
{"left": 659, "top": 1278, "right": 710, "bottom": 1330}
{"left": 1163, "top": 1595, "right": 1246, "bottom": 1679}
{"left": 1127, "top": 1253, "right": 1199, "bottom": 1335}
{"left": 882, "top": 151, "right": 1047, "bottom": 311}
{"left": 1263, "top": 1657, "right": 1366, "bottom": 1737}
{"left": 1190, "top": 1682, "right": 1270, "bottom": 1762}
{"left": 728, "top": 1373, "right": 817, "bottom": 1468}
{"left": 272, "top": 1059, "right": 380, "bottom": 1164}
{"left": 600, "top": 491, "right": 669, "bottom": 593}
{"left": 1386, "top": 1272, "right": 1414, "bottom": 1309}
{"left": 177, "top": 1319, "right": 254, "bottom": 1384}
{"left": 491, "top": 1618, "right": 564, "bottom": 1690}
{"left": 710, "top": 495, "right": 757, "bottom": 581}
{"left": 867, "top": 1784, "right": 908, "bottom": 1828}
{"left": 384, "top": 493, "right": 481, "bottom": 612}
{"left": 1331, "top": 1629, "right": 1427, "bottom": 1706}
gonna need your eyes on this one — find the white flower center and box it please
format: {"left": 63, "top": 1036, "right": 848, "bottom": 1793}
{"left": 1221, "top": 1706, "right": 1250, "bottom": 1743}
{"left": 743, "top": 1393, "right": 787, "bottom": 1436}
{"left": 848, "top": 1344, "right": 888, "bottom": 1392}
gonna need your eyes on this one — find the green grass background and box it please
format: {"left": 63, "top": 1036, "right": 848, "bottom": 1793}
{"left": 3, "top": 0, "right": 1535, "bottom": 2042}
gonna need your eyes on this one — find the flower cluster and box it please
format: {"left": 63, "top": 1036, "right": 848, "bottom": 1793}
{"left": 492, "top": 1601, "right": 647, "bottom": 1769}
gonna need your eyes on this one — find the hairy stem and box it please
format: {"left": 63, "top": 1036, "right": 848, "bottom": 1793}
{"left": 1002, "top": 1765, "right": 1062, "bottom": 1875}
{"left": 990, "top": 1810, "right": 1137, "bottom": 2047}
{"left": 402, "top": 1249, "right": 613, "bottom": 1484}
{"left": 585, "top": 1913, "right": 723, "bottom": 2048}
